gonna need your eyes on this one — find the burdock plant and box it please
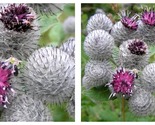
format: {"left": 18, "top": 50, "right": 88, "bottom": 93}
{"left": 0, "top": 3, "right": 75, "bottom": 121}
{"left": 110, "top": 10, "right": 139, "bottom": 46}
{"left": 82, "top": 5, "right": 155, "bottom": 121}
{"left": 0, "top": 3, "right": 39, "bottom": 60}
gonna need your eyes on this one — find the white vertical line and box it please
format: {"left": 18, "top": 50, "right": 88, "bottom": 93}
{"left": 75, "top": 1, "right": 81, "bottom": 123}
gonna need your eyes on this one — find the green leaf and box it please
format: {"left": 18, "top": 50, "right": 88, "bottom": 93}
{"left": 48, "top": 22, "right": 65, "bottom": 46}
{"left": 48, "top": 104, "right": 74, "bottom": 121}
{"left": 83, "top": 86, "right": 111, "bottom": 103}
{"left": 112, "top": 45, "right": 119, "bottom": 68}
{"left": 149, "top": 45, "right": 155, "bottom": 63}
{"left": 39, "top": 15, "right": 58, "bottom": 34}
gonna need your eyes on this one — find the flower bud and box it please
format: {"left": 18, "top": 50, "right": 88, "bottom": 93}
{"left": 86, "top": 13, "right": 113, "bottom": 33}
{"left": 24, "top": 47, "right": 75, "bottom": 104}
{"left": 141, "top": 63, "right": 155, "bottom": 93}
{"left": 84, "top": 30, "right": 114, "bottom": 60}
{"left": 1, "top": 94, "right": 52, "bottom": 121}
{"left": 128, "top": 87, "right": 155, "bottom": 116}
{"left": 83, "top": 60, "right": 112, "bottom": 89}
{"left": 60, "top": 37, "right": 75, "bottom": 57}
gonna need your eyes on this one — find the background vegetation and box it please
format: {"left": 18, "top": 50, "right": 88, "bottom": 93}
{"left": 81, "top": 3, "right": 155, "bottom": 122}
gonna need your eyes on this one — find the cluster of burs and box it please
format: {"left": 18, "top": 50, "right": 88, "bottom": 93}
{"left": 0, "top": 3, "right": 75, "bottom": 121}
{"left": 83, "top": 8, "right": 155, "bottom": 116}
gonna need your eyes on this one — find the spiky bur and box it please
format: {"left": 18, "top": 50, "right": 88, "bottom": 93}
{"left": 128, "top": 87, "right": 155, "bottom": 116}
{"left": 137, "top": 7, "right": 155, "bottom": 45}
{"left": 28, "top": 3, "right": 64, "bottom": 15}
{"left": 0, "top": 56, "right": 21, "bottom": 108}
{"left": 110, "top": 10, "right": 139, "bottom": 46}
{"left": 119, "top": 39, "right": 149, "bottom": 70}
{"left": 1, "top": 94, "right": 52, "bottom": 121}
{"left": 63, "top": 16, "right": 75, "bottom": 34}
{"left": 0, "top": 3, "right": 39, "bottom": 60}
{"left": 83, "top": 60, "right": 112, "bottom": 89}
{"left": 140, "top": 63, "right": 155, "bottom": 93}
{"left": 107, "top": 67, "right": 136, "bottom": 98}
{"left": 59, "top": 37, "right": 75, "bottom": 57}
{"left": 86, "top": 13, "right": 113, "bottom": 34}
{"left": 67, "top": 91, "right": 75, "bottom": 119}
{"left": 84, "top": 30, "right": 114, "bottom": 60}
{"left": 23, "top": 47, "right": 75, "bottom": 105}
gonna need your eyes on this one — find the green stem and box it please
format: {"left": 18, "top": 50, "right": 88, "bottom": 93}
{"left": 121, "top": 97, "right": 126, "bottom": 121}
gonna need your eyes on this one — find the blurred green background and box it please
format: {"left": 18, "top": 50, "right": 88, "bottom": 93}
{"left": 38, "top": 3, "right": 75, "bottom": 121}
{"left": 39, "top": 3, "right": 75, "bottom": 47}
{"left": 81, "top": 3, "right": 155, "bottom": 122}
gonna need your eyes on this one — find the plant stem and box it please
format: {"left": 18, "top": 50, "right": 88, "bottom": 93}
{"left": 121, "top": 97, "right": 126, "bottom": 121}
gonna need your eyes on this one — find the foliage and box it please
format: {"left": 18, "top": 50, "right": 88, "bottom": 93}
{"left": 39, "top": 4, "right": 75, "bottom": 47}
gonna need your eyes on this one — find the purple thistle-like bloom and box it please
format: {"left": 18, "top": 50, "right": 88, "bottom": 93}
{"left": 0, "top": 3, "right": 35, "bottom": 32}
{"left": 141, "top": 8, "right": 155, "bottom": 26}
{"left": 119, "top": 10, "right": 138, "bottom": 30}
{"left": 128, "top": 39, "right": 147, "bottom": 55}
{"left": 107, "top": 68, "right": 135, "bottom": 98}
{"left": 0, "top": 58, "right": 18, "bottom": 108}
{"left": 121, "top": 16, "right": 138, "bottom": 30}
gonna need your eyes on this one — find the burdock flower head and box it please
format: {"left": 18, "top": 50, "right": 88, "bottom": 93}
{"left": 60, "top": 37, "right": 75, "bottom": 57}
{"left": 86, "top": 13, "right": 113, "bottom": 34}
{"left": 0, "top": 57, "right": 20, "bottom": 108}
{"left": 120, "top": 10, "right": 138, "bottom": 30}
{"left": 0, "top": 3, "right": 39, "bottom": 60}
{"left": 138, "top": 7, "right": 155, "bottom": 44}
{"left": 24, "top": 47, "right": 75, "bottom": 105}
{"left": 1, "top": 94, "right": 52, "bottom": 121}
{"left": 141, "top": 63, "right": 155, "bottom": 93}
{"left": 84, "top": 29, "right": 114, "bottom": 60}
{"left": 128, "top": 39, "right": 147, "bottom": 55}
{"left": 110, "top": 10, "right": 139, "bottom": 46}
{"left": 119, "top": 39, "right": 149, "bottom": 70}
{"left": 83, "top": 60, "right": 112, "bottom": 89}
{"left": 128, "top": 88, "right": 155, "bottom": 116}
{"left": 0, "top": 3, "right": 35, "bottom": 32}
{"left": 141, "top": 8, "right": 155, "bottom": 26}
{"left": 107, "top": 67, "right": 136, "bottom": 98}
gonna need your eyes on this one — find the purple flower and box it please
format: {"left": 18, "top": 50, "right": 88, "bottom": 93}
{"left": 121, "top": 17, "right": 138, "bottom": 30}
{"left": 0, "top": 60, "right": 17, "bottom": 108}
{"left": 0, "top": 3, "right": 35, "bottom": 32}
{"left": 141, "top": 8, "right": 155, "bottom": 26}
{"left": 120, "top": 10, "right": 138, "bottom": 30}
{"left": 107, "top": 68, "right": 135, "bottom": 98}
{"left": 128, "top": 39, "right": 147, "bottom": 55}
